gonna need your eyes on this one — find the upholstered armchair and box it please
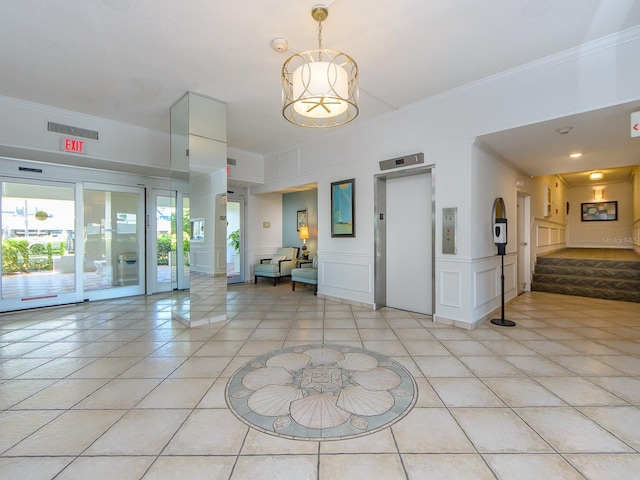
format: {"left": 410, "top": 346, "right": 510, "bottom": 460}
{"left": 254, "top": 247, "right": 299, "bottom": 286}
{"left": 291, "top": 256, "right": 318, "bottom": 294}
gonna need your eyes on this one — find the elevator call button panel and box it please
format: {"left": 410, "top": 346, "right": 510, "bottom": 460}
{"left": 442, "top": 207, "right": 457, "bottom": 254}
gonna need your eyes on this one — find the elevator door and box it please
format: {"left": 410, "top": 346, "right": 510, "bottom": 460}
{"left": 386, "top": 173, "right": 432, "bottom": 314}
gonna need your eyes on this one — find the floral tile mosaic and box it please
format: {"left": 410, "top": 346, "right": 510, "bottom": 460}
{"left": 225, "top": 344, "right": 417, "bottom": 440}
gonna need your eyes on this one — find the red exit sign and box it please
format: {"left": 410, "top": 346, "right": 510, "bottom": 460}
{"left": 61, "top": 137, "right": 86, "bottom": 154}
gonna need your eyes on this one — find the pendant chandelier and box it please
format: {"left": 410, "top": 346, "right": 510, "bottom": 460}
{"left": 282, "top": 5, "right": 359, "bottom": 128}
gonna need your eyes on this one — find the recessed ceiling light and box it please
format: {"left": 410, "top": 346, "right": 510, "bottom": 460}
{"left": 556, "top": 126, "right": 573, "bottom": 135}
{"left": 569, "top": 152, "right": 582, "bottom": 158}
{"left": 589, "top": 171, "right": 604, "bottom": 181}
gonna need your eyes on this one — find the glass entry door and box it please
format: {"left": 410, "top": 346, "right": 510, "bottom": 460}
{"left": 82, "top": 183, "right": 145, "bottom": 301}
{"left": 226, "top": 195, "right": 244, "bottom": 284}
{"left": 0, "top": 178, "right": 81, "bottom": 311}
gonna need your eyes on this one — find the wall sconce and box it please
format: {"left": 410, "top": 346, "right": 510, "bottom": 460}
{"left": 594, "top": 188, "right": 603, "bottom": 201}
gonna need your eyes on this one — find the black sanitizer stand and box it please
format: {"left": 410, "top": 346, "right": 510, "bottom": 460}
{"left": 491, "top": 218, "right": 516, "bottom": 327}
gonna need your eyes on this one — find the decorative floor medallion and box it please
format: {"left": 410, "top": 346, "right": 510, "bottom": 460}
{"left": 226, "top": 344, "right": 417, "bottom": 440}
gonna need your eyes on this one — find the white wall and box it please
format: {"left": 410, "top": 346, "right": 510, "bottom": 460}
{"left": 0, "top": 95, "right": 169, "bottom": 176}
{"left": 634, "top": 165, "right": 640, "bottom": 255}
{"left": 530, "top": 175, "right": 568, "bottom": 256}
{"left": 253, "top": 30, "right": 640, "bottom": 326}
{"left": 567, "top": 181, "right": 634, "bottom": 248}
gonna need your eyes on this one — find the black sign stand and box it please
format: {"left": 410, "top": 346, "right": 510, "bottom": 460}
{"left": 491, "top": 253, "right": 516, "bottom": 327}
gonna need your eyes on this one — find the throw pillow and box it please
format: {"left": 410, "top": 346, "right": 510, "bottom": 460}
{"left": 271, "top": 255, "right": 286, "bottom": 264}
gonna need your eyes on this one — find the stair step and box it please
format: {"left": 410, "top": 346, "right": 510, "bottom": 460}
{"left": 534, "top": 264, "right": 640, "bottom": 279}
{"left": 533, "top": 273, "right": 640, "bottom": 291}
{"left": 536, "top": 256, "right": 640, "bottom": 270}
{"left": 532, "top": 283, "right": 640, "bottom": 303}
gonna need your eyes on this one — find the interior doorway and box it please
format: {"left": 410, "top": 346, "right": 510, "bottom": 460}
{"left": 226, "top": 193, "right": 245, "bottom": 284}
{"left": 517, "top": 192, "right": 531, "bottom": 294}
{"left": 374, "top": 167, "right": 434, "bottom": 315}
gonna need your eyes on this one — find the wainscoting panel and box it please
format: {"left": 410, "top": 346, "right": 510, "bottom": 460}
{"left": 474, "top": 267, "right": 498, "bottom": 308}
{"left": 318, "top": 252, "right": 374, "bottom": 305}
{"left": 439, "top": 270, "right": 462, "bottom": 308}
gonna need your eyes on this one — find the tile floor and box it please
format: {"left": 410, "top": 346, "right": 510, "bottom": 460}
{"left": 1, "top": 284, "right": 639, "bottom": 479}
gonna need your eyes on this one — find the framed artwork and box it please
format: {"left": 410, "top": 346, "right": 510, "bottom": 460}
{"left": 581, "top": 201, "right": 618, "bottom": 221}
{"left": 331, "top": 178, "right": 355, "bottom": 237}
{"left": 297, "top": 209, "right": 307, "bottom": 231}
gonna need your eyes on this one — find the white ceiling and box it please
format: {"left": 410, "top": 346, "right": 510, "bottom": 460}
{"left": 1, "top": 0, "right": 639, "bottom": 180}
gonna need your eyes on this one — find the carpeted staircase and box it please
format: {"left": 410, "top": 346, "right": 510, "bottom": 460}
{"left": 532, "top": 256, "right": 640, "bottom": 303}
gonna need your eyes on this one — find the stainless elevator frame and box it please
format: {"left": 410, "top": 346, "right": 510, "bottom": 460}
{"left": 374, "top": 165, "right": 436, "bottom": 314}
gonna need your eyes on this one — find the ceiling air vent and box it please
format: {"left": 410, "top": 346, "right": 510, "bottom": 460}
{"left": 47, "top": 121, "right": 99, "bottom": 140}
{"left": 227, "top": 158, "right": 237, "bottom": 166}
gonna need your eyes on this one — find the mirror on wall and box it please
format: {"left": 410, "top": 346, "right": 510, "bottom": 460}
{"left": 170, "top": 92, "right": 227, "bottom": 327}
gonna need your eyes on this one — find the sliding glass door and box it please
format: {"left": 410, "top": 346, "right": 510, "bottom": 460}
{"left": 82, "top": 183, "right": 145, "bottom": 301}
{"left": 1, "top": 178, "right": 81, "bottom": 311}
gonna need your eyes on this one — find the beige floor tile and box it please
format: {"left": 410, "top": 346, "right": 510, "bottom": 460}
{"left": 320, "top": 428, "right": 397, "bottom": 453}
{"left": 13, "top": 378, "right": 108, "bottom": 409}
{"left": 319, "top": 453, "right": 405, "bottom": 480}
{"left": 150, "top": 341, "right": 205, "bottom": 356}
{"left": 362, "top": 340, "right": 409, "bottom": 356}
{"left": 589, "top": 376, "right": 640, "bottom": 404}
{"left": 6, "top": 410, "right": 124, "bottom": 455}
{"left": 502, "top": 356, "right": 574, "bottom": 376}
{"left": 105, "top": 341, "right": 165, "bottom": 357}
{"left": 596, "top": 355, "right": 640, "bottom": 375}
{"left": 143, "top": 456, "right": 236, "bottom": 480}
{"left": 0, "top": 457, "right": 73, "bottom": 480}
{"left": 451, "top": 408, "right": 553, "bottom": 453}
{"left": 167, "top": 356, "right": 232, "bottom": 378}
{"left": 163, "top": 409, "right": 248, "bottom": 455}
{"left": 565, "top": 453, "right": 640, "bottom": 480}
{"left": 56, "top": 456, "right": 154, "bottom": 480}
{"left": 533, "top": 377, "right": 628, "bottom": 406}
{"left": 429, "top": 378, "right": 505, "bottom": 407}
{"left": 0, "top": 410, "right": 61, "bottom": 453}
{"left": 85, "top": 409, "right": 189, "bottom": 455}
{"left": 515, "top": 407, "right": 634, "bottom": 453}
{"left": 483, "top": 453, "right": 584, "bottom": 480}
{"left": 459, "top": 356, "right": 525, "bottom": 377}
{"left": 68, "top": 357, "right": 140, "bottom": 378}
{"left": 0, "top": 358, "right": 52, "bottom": 379}
{"left": 441, "top": 340, "right": 494, "bottom": 356}
{"left": 196, "top": 376, "right": 229, "bottom": 408}
{"left": 479, "top": 340, "right": 537, "bottom": 356}
{"left": 63, "top": 341, "right": 127, "bottom": 357}
{"left": 191, "top": 340, "right": 244, "bottom": 356}
{"left": 549, "top": 355, "right": 626, "bottom": 376}
{"left": 518, "top": 340, "right": 580, "bottom": 356}
{"left": 137, "top": 378, "right": 213, "bottom": 408}
{"left": 118, "top": 356, "right": 186, "bottom": 378}
{"left": 392, "top": 408, "right": 475, "bottom": 453}
{"left": 412, "top": 378, "right": 444, "bottom": 407}
{"left": 403, "top": 453, "right": 496, "bottom": 480}
{"left": 414, "top": 356, "right": 474, "bottom": 377}
{"left": 249, "top": 328, "right": 289, "bottom": 340}
{"left": 399, "top": 340, "right": 450, "bottom": 356}
{"left": 324, "top": 328, "right": 360, "bottom": 342}
{"left": 74, "top": 378, "right": 162, "bottom": 409}
{"left": 578, "top": 406, "right": 640, "bottom": 450}
{"left": 481, "top": 377, "right": 566, "bottom": 407}
{"left": 242, "top": 429, "right": 319, "bottom": 454}
{"left": 237, "top": 340, "right": 284, "bottom": 356}
{"left": 0, "top": 379, "right": 54, "bottom": 409}
{"left": 232, "top": 454, "right": 317, "bottom": 480}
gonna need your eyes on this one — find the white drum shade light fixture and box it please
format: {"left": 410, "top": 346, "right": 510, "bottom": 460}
{"left": 282, "top": 5, "right": 359, "bottom": 127}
